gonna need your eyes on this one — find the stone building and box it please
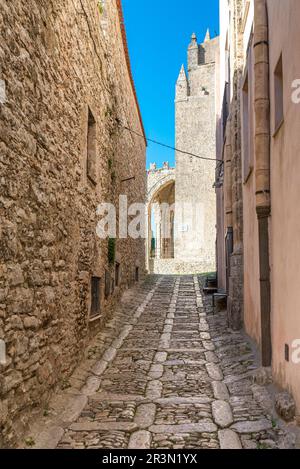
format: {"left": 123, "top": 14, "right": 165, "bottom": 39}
{"left": 0, "top": 0, "right": 146, "bottom": 446}
{"left": 147, "top": 32, "right": 219, "bottom": 275}
{"left": 215, "top": 0, "right": 244, "bottom": 330}
{"left": 216, "top": 0, "right": 300, "bottom": 417}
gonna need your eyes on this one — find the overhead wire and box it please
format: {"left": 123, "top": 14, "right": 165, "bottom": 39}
{"left": 118, "top": 123, "right": 224, "bottom": 166}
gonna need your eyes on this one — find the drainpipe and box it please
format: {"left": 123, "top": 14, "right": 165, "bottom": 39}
{"left": 253, "top": 0, "right": 271, "bottom": 366}
{"left": 225, "top": 121, "right": 233, "bottom": 294}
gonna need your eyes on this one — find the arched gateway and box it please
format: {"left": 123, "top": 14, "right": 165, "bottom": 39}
{"left": 146, "top": 163, "right": 176, "bottom": 274}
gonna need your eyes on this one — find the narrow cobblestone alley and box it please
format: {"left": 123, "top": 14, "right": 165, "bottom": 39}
{"left": 24, "top": 275, "right": 296, "bottom": 450}
{"left": 2, "top": 0, "right": 300, "bottom": 457}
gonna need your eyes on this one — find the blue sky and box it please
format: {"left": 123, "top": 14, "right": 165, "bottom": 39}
{"left": 122, "top": 0, "right": 220, "bottom": 169}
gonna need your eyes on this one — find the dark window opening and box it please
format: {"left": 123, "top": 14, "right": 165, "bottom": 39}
{"left": 111, "top": 277, "right": 115, "bottom": 294}
{"left": 87, "top": 108, "right": 97, "bottom": 184}
{"left": 222, "top": 82, "right": 229, "bottom": 139}
{"left": 91, "top": 277, "right": 101, "bottom": 318}
{"left": 242, "top": 73, "right": 250, "bottom": 182}
{"left": 285, "top": 344, "right": 290, "bottom": 362}
{"left": 105, "top": 270, "right": 111, "bottom": 299}
{"left": 274, "top": 54, "right": 284, "bottom": 132}
{"left": 115, "top": 262, "right": 120, "bottom": 287}
{"left": 135, "top": 267, "right": 139, "bottom": 282}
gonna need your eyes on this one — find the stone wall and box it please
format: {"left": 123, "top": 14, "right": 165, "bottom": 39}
{"left": 0, "top": 0, "right": 146, "bottom": 446}
{"left": 148, "top": 259, "right": 214, "bottom": 276}
{"left": 226, "top": 0, "right": 244, "bottom": 331}
{"left": 216, "top": 0, "right": 244, "bottom": 330}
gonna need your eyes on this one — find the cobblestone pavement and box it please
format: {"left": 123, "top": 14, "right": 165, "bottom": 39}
{"left": 25, "top": 275, "right": 297, "bottom": 449}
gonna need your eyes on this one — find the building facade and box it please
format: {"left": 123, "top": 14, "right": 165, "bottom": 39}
{"left": 216, "top": 0, "right": 300, "bottom": 416}
{"left": 0, "top": 0, "right": 146, "bottom": 446}
{"left": 216, "top": 0, "right": 244, "bottom": 331}
{"left": 147, "top": 32, "right": 219, "bottom": 275}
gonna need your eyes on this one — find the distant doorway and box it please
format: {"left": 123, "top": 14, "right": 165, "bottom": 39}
{"left": 148, "top": 180, "right": 175, "bottom": 261}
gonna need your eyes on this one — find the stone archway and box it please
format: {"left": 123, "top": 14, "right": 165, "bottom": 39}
{"left": 146, "top": 166, "right": 176, "bottom": 273}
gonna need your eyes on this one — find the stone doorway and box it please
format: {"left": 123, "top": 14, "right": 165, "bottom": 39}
{"left": 148, "top": 180, "right": 175, "bottom": 268}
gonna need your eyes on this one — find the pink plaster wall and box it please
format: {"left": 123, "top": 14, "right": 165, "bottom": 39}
{"left": 243, "top": 172, "right": 261, "bottom": 345}
{"left": 267, "top": 0, "right": 300, "bottom": 413}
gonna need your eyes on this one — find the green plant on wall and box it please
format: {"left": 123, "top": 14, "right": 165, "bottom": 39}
{"left": 108, "top": 237, "right": 116, "bottom": 265}
{"left": 98, "top": 1, "right": 104, "bottom": 15}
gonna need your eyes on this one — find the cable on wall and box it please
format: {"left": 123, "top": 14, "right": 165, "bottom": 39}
{"left": 118, "top": 123, "right": 224, "bottom": 166}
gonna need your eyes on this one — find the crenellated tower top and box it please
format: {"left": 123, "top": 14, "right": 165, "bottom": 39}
{"left": 176, "top": 29, "right": 219, "bottom": 101}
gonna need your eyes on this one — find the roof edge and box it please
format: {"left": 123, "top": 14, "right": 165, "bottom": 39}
{"left": 116, "top": 0, "right": 147, "bottom": 146}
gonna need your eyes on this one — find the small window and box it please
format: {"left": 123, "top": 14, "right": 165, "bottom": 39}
{"left": 115, "top": 262, "right": 120, "bottom": 287}
{"left": 105, "top": 270, "right": 111, "bottom": 299}
{"left": 274, "top": 54, "right": 284, "bottom": 132}
{"left": 87, "top": 108, "right": 97, "bottom": 184}
{"left": 91, "top": 277, "right": 101, "bottom": 318}
{"left": 242, "top": 74, "right": 250, "bottom": 182}
{"left": 135, "top": 267, "right": 139, "bottom": 282}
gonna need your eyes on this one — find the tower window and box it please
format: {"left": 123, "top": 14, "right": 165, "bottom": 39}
{"left": 91, "top": 277, "right": 101, "bottom": 318}
{"left": 274, "top": 54, "right": 284, "bottom": 132}
{"left": 87, "top": 108, "right": 97, "bottom": 184}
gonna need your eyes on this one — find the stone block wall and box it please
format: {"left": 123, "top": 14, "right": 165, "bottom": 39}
{"left": 225, "top": 0, "right": 244, "bottom": 331}
{"left": 149, "top": 259, "right": 215, "bottom": 275}
{"left": 0, "top": 0, "right": 145, "bottom": 446}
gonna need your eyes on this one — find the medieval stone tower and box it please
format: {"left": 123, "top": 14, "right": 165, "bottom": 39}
{"left": 174, "top": 30, "right": 219, "bottom": 273}
{"left": 147, "top": 30, "right": 219, "bottom": 274}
